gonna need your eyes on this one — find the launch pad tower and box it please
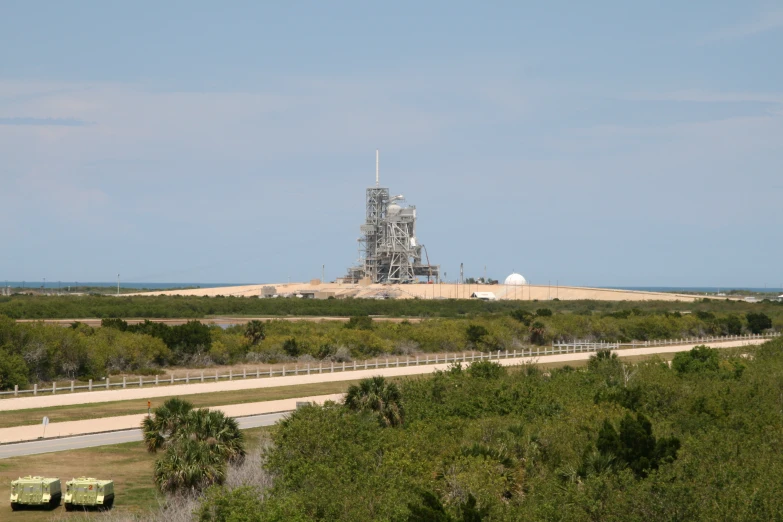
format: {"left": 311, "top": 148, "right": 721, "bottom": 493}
{"left": 344, "top": 151, "right": 440, "bottom": 284}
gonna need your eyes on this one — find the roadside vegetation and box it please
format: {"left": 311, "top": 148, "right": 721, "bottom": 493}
{"left": 42, "top": 336, "right": 783, "bottom": 521}
{"left": 186, "top": 337, "right": 783, "bottom": 521}
{"left": 0, "top": 301, "right": 780, "bottom": 390}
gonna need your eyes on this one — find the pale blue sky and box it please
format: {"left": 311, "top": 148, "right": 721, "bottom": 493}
{"left": 1, "top": 2, "right": 781, "bottom": 287}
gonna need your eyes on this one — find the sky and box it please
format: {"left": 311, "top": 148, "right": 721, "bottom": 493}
{"left": 1, "top": 1, "right": 782, "bottom": 288}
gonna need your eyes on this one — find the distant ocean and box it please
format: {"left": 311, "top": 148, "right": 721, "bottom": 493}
{"left": 603, "top": 287, "right": 782, "bottom": 294}
{"left": 1, "top": 282, "right": 245, "bottom": 290}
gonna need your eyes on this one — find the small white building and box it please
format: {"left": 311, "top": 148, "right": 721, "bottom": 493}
{"left": 471, "top": 292, "right": 497, "bottom": 301}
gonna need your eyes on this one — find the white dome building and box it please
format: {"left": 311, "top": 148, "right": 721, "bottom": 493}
{"left": 504, "top": 273, "right": 527, "bottom": 285}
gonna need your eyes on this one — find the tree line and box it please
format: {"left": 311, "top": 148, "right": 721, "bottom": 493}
{"left": 1, "top": 293, "right": 782, "bottom": 320}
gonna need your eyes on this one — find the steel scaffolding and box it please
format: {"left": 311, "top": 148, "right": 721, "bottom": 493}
{"left": 344, "top": 152, "right": 439, "bottom": 284}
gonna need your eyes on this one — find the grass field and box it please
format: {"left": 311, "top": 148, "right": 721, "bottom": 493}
{"left": 0, "top": 427, "right": 271, "bottom": 521}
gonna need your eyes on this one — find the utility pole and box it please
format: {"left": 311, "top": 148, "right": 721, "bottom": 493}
{"left": 117, "top": 274, "right": 120, "bottom": 296}
{"left": 322, "top": 265, "right": 325, "bottom": 283}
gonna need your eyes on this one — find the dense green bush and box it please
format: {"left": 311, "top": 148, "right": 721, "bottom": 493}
{"left": 747, "top": 312, "right": 773, "bottom": 334}
{"left": 0, "top": 349, "right": 29, "bottom": 390}
{"left": 196, "top": 336, "right": 783, "bottom": 520}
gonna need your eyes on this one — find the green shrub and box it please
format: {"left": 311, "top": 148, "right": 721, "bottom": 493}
{"left": 344, "top": 315, "right": 374, "bottom": 330}
{"left": 0, "top": 349, "right": 29, "bottom": 390}
{"left": 746, "top": 312, "right": 772, "bottom": 334}
{"left": 282, "top": 338, "right": 300, "bottom": 357}
{"left": 595, "top": 412, "right": 680, "bottom": 478}
{"left": 466, "top": 324, "right": 489, "bottom": 346}
{"left": 467, "top": 361, "right": 506, "bottom": 379}
{"left": 672, "top": 346, "right": 720, "bottom": 374}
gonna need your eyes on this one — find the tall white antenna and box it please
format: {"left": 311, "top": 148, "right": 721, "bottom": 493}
{"left": 375, "top": 149, "right": 379, "bottom": 186}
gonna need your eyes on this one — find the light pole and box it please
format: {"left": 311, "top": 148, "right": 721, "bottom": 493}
{"left": 117, "top": 274, "right": 120, "bottom": 296}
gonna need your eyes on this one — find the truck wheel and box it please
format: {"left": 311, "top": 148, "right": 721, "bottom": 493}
{"left": 65, "top": 503, "right": 74, "bottom": 512}
{"left": 10, "top": 503, "right": 19, "bottom": 511}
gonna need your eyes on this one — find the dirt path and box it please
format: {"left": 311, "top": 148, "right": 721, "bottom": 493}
{"left": 0, "top": 394, "right": 343, "bottom": 443}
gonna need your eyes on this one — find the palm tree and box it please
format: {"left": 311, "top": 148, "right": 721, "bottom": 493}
{"left": 244, "top": 320, "right": 266, "bottom": 345}
{"left": 175, "top": 408, "right": 246, "bottom": 464}
{"left": 144, "top": 401, "right": 246, "bottom": 494}
{"left": 153, "top": 438, "right": 227, "bottom": 493}
{"left": 142, "top": 397, "right": 194, "bottom": 453}
{"left": 344, "top": 375, "right": 404, "bottom": 427}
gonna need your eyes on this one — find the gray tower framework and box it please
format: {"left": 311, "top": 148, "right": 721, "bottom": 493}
{"left": 344, "top": 151, "right": 440, "bottom": 284}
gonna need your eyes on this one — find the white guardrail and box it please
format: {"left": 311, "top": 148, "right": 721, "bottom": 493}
{"left": 2, "top": 332, "right": 778, "bottom": 398}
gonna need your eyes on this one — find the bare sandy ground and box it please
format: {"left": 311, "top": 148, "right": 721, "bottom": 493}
{"left": 0, "top": 339, "right": 762, "bottom": 416}
{"left": 0, "top": 394, "right": 343, "bottom": 443}
{"left": 125, "top": 282, "right": 720, "bottom": 302}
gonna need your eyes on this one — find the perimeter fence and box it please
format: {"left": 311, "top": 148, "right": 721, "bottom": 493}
{"left": 2, "top": 332, "right": 778, "bottom": 398}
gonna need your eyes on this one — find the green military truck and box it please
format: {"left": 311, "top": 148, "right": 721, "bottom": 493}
{"left": 10, "top": 476, "right": 62, "bottom": 510}
{"left": 64, "top": 477, "right": 114, "bottom": 511}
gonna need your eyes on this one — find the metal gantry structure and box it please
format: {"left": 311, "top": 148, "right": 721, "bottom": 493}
{"left": 345, "top": 151, "right": 440, "bottom": 284}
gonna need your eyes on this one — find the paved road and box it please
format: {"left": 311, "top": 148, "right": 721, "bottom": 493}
{"left": 0, "top": 411, "right": 289, "bottom": 459}
{"left": 0, "top": 394, "right": 342, "bottom": 444}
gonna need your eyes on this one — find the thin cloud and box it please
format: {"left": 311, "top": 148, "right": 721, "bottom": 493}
{"left": 0, "top": 116, "right": 91, "bottom": 126}
{"left": 703, "top": 9, "right": 783, "bottom": 43}
{"left": 626, "top": 90, "right": 783, "bottom": 104}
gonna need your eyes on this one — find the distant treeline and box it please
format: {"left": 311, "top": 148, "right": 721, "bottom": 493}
{"left": 1, "top": 294, "right": 782, "bottom": 319}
